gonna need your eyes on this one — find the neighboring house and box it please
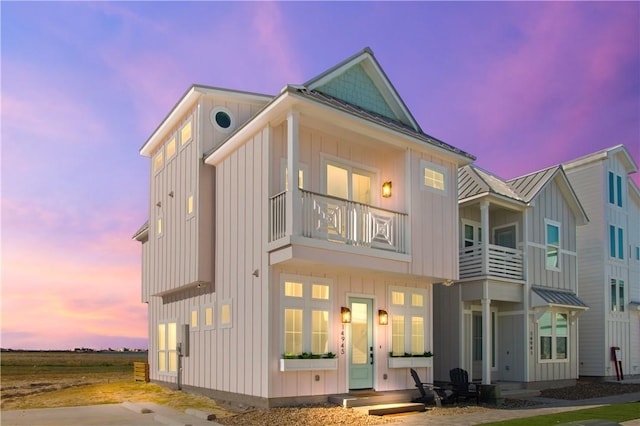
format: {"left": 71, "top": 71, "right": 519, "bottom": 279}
{"left": 133, "top": 48, "right": 475, "bottom": 408}
{"left": 563, "top": 145, "right": 640, "bottom": 379}
{"left": 433, "top": 164, "right": 589, "bottom": 388}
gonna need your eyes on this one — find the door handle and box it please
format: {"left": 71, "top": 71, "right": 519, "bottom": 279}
{"left": 370, "top": 347, "right": 374, "bottom": 365}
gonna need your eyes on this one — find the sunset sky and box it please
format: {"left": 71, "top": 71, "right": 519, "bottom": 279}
{"left": 2, "top": 2, "right": 638, "bottom": 350}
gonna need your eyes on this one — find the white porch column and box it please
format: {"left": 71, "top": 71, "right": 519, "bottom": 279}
{"left": 286, "top": 110, "right": 300, "bottom": 236}
{"left": 480, "top": 201, "right": 490, "bottom": 275}
{"left": 481, "top": 293, "right": 491, "bottom": 385}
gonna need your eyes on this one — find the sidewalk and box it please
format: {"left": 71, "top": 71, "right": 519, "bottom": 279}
{"left": 384, "top": 391, "right": 640, "bottom": 425}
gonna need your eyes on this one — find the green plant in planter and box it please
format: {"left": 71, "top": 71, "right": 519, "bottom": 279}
{"left": 324, "top": 352, "right": 336, "bottom": 359}
{"left": 283, "top": 353, "right": 298, "bottom": 359}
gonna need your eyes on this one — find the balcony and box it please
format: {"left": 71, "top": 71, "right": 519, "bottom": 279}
{"left": 459, "top": 244, "right": 524, "bottom": 280}
{"left": 269, "top": 189, "right": 408, "bottom": 254}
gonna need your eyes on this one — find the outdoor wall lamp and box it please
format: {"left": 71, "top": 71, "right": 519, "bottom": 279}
{"left": 341, "top": 307, "right": 352, "bottom": 324}
{"left": 378, "top": 309, "right": 389, "bottom": 325}
{"left": 382, "top": 181, "right": 392, "bottom": 198}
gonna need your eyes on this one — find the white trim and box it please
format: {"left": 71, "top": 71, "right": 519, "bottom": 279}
{"left": 536, "top": 309, "right": 570, "bottom": 363}
{"left": 320, "top": 153, "right": 380, "bottom": 205}
{"left": 419, "top": 159, "right": 448, "bottom": 195}
{"left": 388, "top": 286, "right": 429, "bottom": 356}
{"left": 189, "top": 307, "right": 199, "bottom": 330}
{"left": 202, "top": 303, "right": 215, "bottom": 330}
{"left": 280, "top": 158, "right": 308, "bottom": 191}
{"left": 210, "top": 106, "right": 236, "bottom": 134}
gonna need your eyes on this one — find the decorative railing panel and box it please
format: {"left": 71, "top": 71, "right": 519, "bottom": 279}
{"left": 459, "top": 244, "right": 523, "bottom": 280}
{"left": 269, "top": 190, "right": 408, "bottom": 254}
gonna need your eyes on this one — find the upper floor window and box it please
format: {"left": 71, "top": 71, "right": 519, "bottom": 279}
{"left": 166, "top": 136, "right": 176, "bottom": 160}
{"left": 282, "top": 275, "right": 332, "bottom": 356}
{"left": 180, "top": 120, "right": 192, "bottom": 146}
{"left": 462, "top": 221, "right": 481, "bottom": 248}
{"left": 153, "top": 150, "right": 164, "bottom": 173}
{"left": 608, "top": 172, "right": 623, "bottom": 207}
{"left": 282, "top": 159, "right": 308, "bottom": 191}
{"left": 389, "top": 287, "right": 428, "bottom": 356}
{"left": 545, "top": 220, "right": 561, "bottom": 271}
{"left": 325, "top": 160, "right": 374, "bottom": 204}
{"left": 210, "top": 107, "right": 235, "bottom": 134}
{"left": 539, "top": 311, "right": 568, "bottom": 361}
{"left": 609, "top": 225, "right": 624, "bottom": 260}
{"left": 187, "top": 193, "right": 195, "bottom": 217}
{"left": 420, "top": 160, "right": 447, "bottom": 194}
{"left": 610, "top": 279, "right": 625, "bottom": 312}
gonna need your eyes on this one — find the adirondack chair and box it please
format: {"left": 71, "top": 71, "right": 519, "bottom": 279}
{"left": 448, "top": 368, "right": 479, "bottom": 404}
{"left": 409, "top": 368, "right": 447, "bottom": 407}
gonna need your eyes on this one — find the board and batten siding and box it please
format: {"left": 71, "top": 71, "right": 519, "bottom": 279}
{"left": 210, "top": 127, "right": 271, "bottom": 398}
{"left": 432, "top": 284, "right": 463, "bottom": 382}
{"left": 526, "top": 179, "right": 579, "bottom": 292}
{"left": 269, "top": 266, "right": 434, "bottom": 398}
{"left": 565, "top": 162, "right": 607, "bottom": 376}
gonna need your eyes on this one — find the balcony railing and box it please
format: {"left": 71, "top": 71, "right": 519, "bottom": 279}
{"left": 459, "top": 244, "right": 524, "bottom": 280}
{"left": 269, "top": 189, "right": 408, "bottom": 254}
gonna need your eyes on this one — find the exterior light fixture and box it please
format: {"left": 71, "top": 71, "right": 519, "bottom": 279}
{"left": 382, "top": 181, "right": 392, "bottom": 198}
{"left": 341, "top": 307, "right": 352, "bottom": 324}
{"left": 378, "top": 309, "right": 389, "bottom": 325}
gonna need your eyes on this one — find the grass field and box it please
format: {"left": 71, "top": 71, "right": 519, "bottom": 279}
{"left": 0, "top": 351, "right": 228, "bottom": 417}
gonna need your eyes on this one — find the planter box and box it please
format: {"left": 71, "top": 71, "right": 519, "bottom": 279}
{"left": 279, "top": 358, "right": 338, "bottom": 372}
{"left": 388, "top": 357, "right": 433, "bottom": 369}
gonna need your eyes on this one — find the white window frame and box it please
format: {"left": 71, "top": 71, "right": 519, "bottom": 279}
{"left": 537, "top": 310, "right": 569, "bottom": 363}
{"left": 461, "top": 220, "right": 482, "bottom": 248}
{"left": 202, "top": 303, "right": 215, "bottom": 330}
{"left": 210, "top": 106, "right": 235, "bottom": 134}
{"left": 190, "top": 307, "right": 199, "bottom": 331}
{"left": 420, "top": 159, "right": 448, "bottom": 195}
{"left": 388, "top": 286, "right": 428, "bottom": 356}
{"left": 153, "top": 149, "right": 164, "bottom": 174}
{"left": 281, "top": 274, "right": 333, "bottom": 356}
{"left": 180, "top": 118, "right": 193, "bottom": 147}
{"left": 166, "top": 136, "right": 177, "bottom": 161}
{"left": 321, "top": 154, "right": 379, "bottom": 205}
{"left": 545, "top": 219, "right": 561, "bottom": 271}
{"left": 157, "top": 319, "right": 178, "bottom": 374}
{"left": 610, "top": 278, "right": 625, "bottom": 313}
{"left": 609, "top": 225, "right": 625, "bottom": 260}
{"left": 219, "top": 299, "right": 233, "bottom": 329}
{"left": 608, "top": 171, "right": 624, "bottom": 207}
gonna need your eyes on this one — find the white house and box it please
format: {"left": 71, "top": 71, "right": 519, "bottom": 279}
{"left": 134, "top": 48, "right": 475, "bottom": 408}
{"left": 433, "top": 163, "right": 589, "bottom": 389}
{"left": 563, "top": 145, "right": 640, "bottom": 379}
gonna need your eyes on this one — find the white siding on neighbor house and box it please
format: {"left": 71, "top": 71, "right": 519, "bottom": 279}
{"left": 526, "top": 180, "right": 579, "bottom": 292}
{"left": 269, "top": 266, "right": 434, "bottom": 398}
{"left": 629, "top": 188, "right": 640, "bottom": 376}
{"left": 565, "top": 163, "right": 606, "bottom": 376}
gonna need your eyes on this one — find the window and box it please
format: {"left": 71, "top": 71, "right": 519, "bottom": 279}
{"left": 420, "top": 160, "right": 447, "bottom": 193}
{"left": 180, "top": 120, "right": 192, "bottom": 146}
{"left": 210, "top": 107, "right": 235, "bottom": 133}
{"left": 609, "top": 225, "right": 624, "bottom": 260}
{"left": 610, "top": 279, "right": 625, "bottom": 312}
{"left": 608, "top": 172, "right": 624, "bottom": 207}
{"left": 190, "top": 308, "right": 199, "bottom": 330}
{"left": 203, "top": 305, "right": 215, "bottom": 330}
{"left": 539, "top": 312, "right": 568, "bottom": 361}
{"left": 187, "top": 194, "right": 195, "bottom": 217}
{"left": 545, "top": 220, "right": 561, "bottom": 270}
{"left": 462, "top": 222, "right": 481, "bottom": 248}
{"left": 389, "top": 287, "right": 428, "bottom": 355}
{"left": 166, "top": 137, "right": 176, "bottom": 160}
{"left": 220, "top": 299, "right": 232, "bottom": 329}
{"left": 156, "top": 213, "right": 163, "bottom": 238}
{"left": 326, "top": 162, "right": 373, "bottom": 204}
{"left": 281, "top": 275, "right": 332, "bottom": 356}
{"left": 281, "top": 159, "right": 308, "bottom": 191}
{"left": 157, "top": 321, "right": 177, "bottom": 373}
{"left": 153, "top": 150, "right": 164, "bottom": 173}
{"left": 636, "top": 246, "right": 640, "bottom": 261}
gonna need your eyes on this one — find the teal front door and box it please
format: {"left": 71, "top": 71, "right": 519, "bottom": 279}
{"left": 349, "top": 297, "right": 374, "bottom": 389}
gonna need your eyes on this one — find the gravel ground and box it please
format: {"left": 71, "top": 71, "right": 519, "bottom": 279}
{"left": 216, "top": 380, "right": 640, "bottom": 426}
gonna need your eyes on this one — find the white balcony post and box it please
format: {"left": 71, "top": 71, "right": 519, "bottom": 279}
{"left": 480, "top": 201, "right": 490, "bottom": 275}
{"left": 286, "top": 110, "right": 300, "bottom": 236}
{"left": 481, "top": 292, "right": 491, "bottom": 385}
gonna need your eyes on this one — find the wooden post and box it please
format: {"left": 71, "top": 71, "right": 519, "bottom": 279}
{"left": 134, "top": 362, "right": 150, "bottom": 382}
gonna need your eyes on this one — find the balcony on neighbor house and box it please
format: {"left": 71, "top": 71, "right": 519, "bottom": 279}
{"left": 459, "top": 244, "right": 524, "bottom": 280}
{"left": 269, "top": 189, "right": 409, "bottom": 254}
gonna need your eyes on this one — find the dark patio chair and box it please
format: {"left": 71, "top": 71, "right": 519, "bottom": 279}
{"left": 449, "top": 368, "right": 479, "bottom": 404}
{"left": 409, "top": 368, "right": 448, "bottom": 407}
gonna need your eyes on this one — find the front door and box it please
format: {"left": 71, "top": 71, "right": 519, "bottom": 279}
{"left": 349, "top": 297, "right": 374, "bottom": 389}
{"left": 471, "top": 310, "right": 497, "bottom": 381}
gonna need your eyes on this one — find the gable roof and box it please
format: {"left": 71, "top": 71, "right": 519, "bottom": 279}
{"left": 304, "top": 47, "right": 420, "bottom": 131}
{"left": 458, "top": 165, "right": 524, "bottom": 204}
{"left": 563, "top": 144, "right": 638, "bottom": 175}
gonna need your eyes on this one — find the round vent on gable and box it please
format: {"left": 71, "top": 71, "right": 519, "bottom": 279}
{"left": 210, "top": 107, "right": 235, "bottom": 133}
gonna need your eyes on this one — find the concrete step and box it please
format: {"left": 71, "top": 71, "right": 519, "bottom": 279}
{"left": 329, "top": 390, "right": 417, "bottom": 408}
{"left": 366, "top": 402, "right": 426, "bottom": 416}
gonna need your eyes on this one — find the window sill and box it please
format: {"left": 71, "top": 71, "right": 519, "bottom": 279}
{"left": 279, "top": 358, "right": 338, "bottom": 372}
{"left": 388, "top": 357, "right": 433, "bottom": 369}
